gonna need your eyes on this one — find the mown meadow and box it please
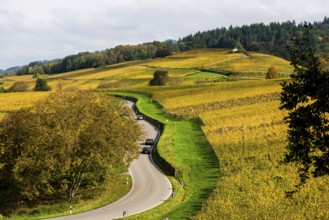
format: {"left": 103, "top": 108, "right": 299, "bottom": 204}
{"left": 1, "top": 49, "right": 328, "bottom": 219}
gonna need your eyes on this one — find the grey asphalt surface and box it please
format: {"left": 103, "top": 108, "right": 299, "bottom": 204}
{"left": 46, "top": 101, "right": 172, "bottom": 220}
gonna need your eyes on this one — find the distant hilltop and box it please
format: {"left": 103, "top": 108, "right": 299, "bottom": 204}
{"left": 0, "top": 66, "right": 21, "bottom": 74}
{"left": 8, "top": 17, "right": 329, "bottom": 76}
{"left": 164, "top": 39, "right": 178, "bottom": 44}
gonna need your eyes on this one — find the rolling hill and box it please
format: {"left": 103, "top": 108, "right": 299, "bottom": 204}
{"left": 0, "top": 49, "right": 328, "bottom": 219}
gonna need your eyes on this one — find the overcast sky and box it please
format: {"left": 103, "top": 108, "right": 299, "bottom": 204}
{"left": 0, "top": 0, "right": 328, "bottom": 69}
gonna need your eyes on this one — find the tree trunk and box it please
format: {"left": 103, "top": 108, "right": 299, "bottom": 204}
{"left": 67, "top": 190, "right": 74, "bottom": 199}
{"left": 67, "top": 186, "right": 75, "bottom": 199}
{"left": 66, "top": 171, "right": 83, "bottom": 199}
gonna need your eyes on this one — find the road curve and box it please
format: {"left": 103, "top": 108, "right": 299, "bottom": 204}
{"left": 46, "top": 100, "right": 172, "bottom": 220}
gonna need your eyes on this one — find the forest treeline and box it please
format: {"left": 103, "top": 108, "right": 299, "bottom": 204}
{"left": 178, "top": 17, "right": 329, "bottom": 59}
{"left": 14, "top": 17, "right": 329, "bottom": 76}
{"left": 15, "top": 41, "right": 179, "bottom": 76}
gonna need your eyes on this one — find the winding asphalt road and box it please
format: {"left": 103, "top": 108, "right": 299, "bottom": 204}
{"left": 47, "top": 100, "right": 172, "bottom": 220}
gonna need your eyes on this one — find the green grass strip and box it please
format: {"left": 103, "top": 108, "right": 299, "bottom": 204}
{"left": 111, "top": 91, "right": 170, "bottom": 123}
{"left": 111, "top": 91, "right": 220, "bottom": 219}
{"left": 3, "top": 176, "right": 131, "bottom": 220}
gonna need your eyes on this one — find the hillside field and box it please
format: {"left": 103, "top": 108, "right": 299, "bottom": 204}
{"left": 1, "top": 49, "right": 328, "bottom": 219}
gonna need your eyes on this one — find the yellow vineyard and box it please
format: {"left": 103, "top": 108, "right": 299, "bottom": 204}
{"left": 0, "top": 91, "right": 50, "bottom": 114}
{"left": 196, "top": 100, "right": 329, "bottom": 219}
{"left": 211, "top": 55, "right": 292, "bottom": 76}
{"left": 131, "top": 79, "right": 282, "bottom": 118}
{"left": 1, "top": 49, "right": 327, "bottom": 219}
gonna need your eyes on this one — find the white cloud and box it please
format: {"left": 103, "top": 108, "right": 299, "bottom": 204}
{"left": 0, "top": 0, "right": 328, "bottom": 69}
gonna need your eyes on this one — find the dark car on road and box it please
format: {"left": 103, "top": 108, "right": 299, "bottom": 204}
{"left": 142, "top": 147, "right": 151, "bottom": 154}
{"left": 145, "top": 138, "right": 154, "bottom": 145}
{"left": 136, "top": 115, "right": 144, "bottom": 120}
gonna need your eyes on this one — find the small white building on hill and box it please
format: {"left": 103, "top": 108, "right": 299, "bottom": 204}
{"left": 232, "top": 47, "right": 239, "bottom": 53}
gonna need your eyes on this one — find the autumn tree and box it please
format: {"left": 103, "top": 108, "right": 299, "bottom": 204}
{"left": 0, "top": 89, "right": 142, "bottom": 200}
{"left": 280, "top": 25, "right": 329, "bottom": 194}
{"left": 266, "top": 66, "right": 280, "bottom": 79}
{"left": 0, "top": 109, "right": 33, "bottom": 193}
{"left": 149, "top": 70, "right": 169, "bottom": 86}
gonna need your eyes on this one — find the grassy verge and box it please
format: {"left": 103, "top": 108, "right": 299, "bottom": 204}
{"left": 2, "top": 169, "right": 132, "bottom": 220}
{"left": 111, "top": 91, "right": 169, "bottom": 123}
{"left": 111, "top": 91, "right": 220, "bottom": 219}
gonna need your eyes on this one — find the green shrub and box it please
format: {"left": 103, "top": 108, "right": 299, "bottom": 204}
{"left": 34, "top": 78, "right": 51, "bottom": 91}
{"left": 149, "top": 70, "right": 169, "bottom": 86}
{"left": 0, "top": 86, "right": 7, "bottom": 93}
